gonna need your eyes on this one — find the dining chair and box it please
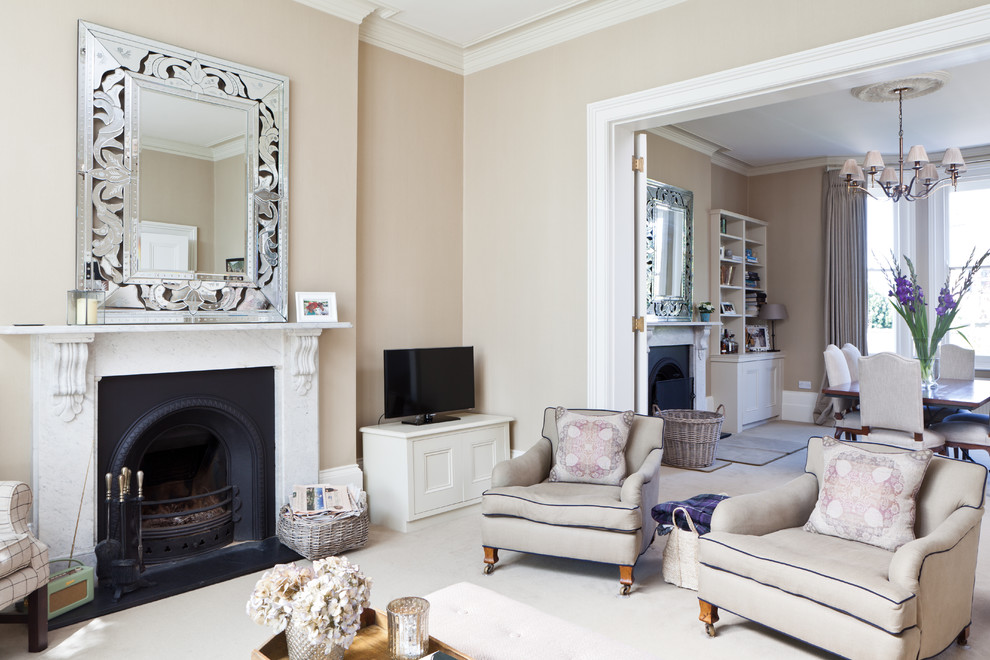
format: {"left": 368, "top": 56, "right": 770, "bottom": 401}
{"left": 858, "top": 352, "right": 945, "bottom": 451}
{"left": 840, "top": 343, "right": 861, "bottom": 380}
{"left": 823, "top": 344, "right": 863, "bottom": 440}
{"left": 932, "top": 344, "right": 990, "bottom": 458}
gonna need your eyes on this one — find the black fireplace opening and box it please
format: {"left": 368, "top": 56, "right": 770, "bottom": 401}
{"left": 56, "top": 367, "right": 300, "bottom": 629}
{"left": 649, "top": 344, "right": 694, "bottom": 411}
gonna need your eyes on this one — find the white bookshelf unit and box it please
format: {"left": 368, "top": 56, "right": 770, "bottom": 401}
{"left": 711, "top": 209, "right": 783, "bottom": 432}
{"left": 360, "top": 413, "right": 511, "bottom": 532}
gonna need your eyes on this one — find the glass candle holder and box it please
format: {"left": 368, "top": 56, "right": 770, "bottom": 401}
{"left": 387, "top": 596, "right": 430, "bottom": 660}
{"left": 67, "top": 289, "right": 105, "bottom": 325}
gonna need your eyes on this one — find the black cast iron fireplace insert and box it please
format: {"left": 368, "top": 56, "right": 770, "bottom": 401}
{"left": 648, "top": 344, "right": 694, "bottom": 411}
{"left": 51, "top": 367, "right": 299, "bottom": 629}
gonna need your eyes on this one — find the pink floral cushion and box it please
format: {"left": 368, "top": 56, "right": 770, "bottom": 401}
{"left": 548, "top": 407, "right": 634, "bottom": 486}
{"left": 804, "top": 437, "right": 933, "bottom": 551}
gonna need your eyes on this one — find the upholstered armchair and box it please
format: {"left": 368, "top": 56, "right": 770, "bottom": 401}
{"left": 0, "top": 481, "right": 49, "bottom": 652}
{"left": 698, "top": 437, "right": 986, "bottom": 660}
{"left": 481, "top": 408, "right": 663, "bottom": 595}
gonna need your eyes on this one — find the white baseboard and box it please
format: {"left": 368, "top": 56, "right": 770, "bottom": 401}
{"left": 781, "top": 390, "right": 818, "bottom": 423}
{"left": 318, "top": 463, "right": 364, "bottom": 489}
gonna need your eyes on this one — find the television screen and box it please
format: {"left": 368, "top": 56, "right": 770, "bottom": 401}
{"left": 384, "top": 347, "right": 475, "bottom": 424}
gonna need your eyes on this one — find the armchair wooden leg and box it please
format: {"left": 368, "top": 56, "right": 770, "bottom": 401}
{"left": 699, "top": 599, "right": 719, "bottom": 637}
{"left": 483, "top": 546, "right": 499, "bottom": 575}
{"left": 619, "top": 565, "right": 633, "bottom": 596}
{"left": 27, "top": 584, "right": 48, "bottom": 652}
{"left": 958, "top": 625, "right": 970, "bottom": 646}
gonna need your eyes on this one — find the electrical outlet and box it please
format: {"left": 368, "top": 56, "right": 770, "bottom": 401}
{"left": 799, "top": 380, "right": 812, "bottom": 390}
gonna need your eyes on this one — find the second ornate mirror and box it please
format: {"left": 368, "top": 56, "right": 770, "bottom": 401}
{"left": 645, "top": 180, "right": 693, "bottom": 321}
{"left": 77, "top": 21, "right": 288, "bottom": 322}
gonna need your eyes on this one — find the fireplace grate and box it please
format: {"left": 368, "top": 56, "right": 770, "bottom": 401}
{"left": 141, "top": 485, "right": 238, "bottom": 563}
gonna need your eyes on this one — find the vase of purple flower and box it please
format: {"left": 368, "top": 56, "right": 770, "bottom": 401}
{"left": 883, "top": 249, "right": 990, "bottom": 390}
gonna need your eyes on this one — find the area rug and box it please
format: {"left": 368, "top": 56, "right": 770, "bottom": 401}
{"left": 670, "top": 458, "right": 731, "bottom": 473}
{"left": 714, "top": 436, "right": 806, "bottom": 466}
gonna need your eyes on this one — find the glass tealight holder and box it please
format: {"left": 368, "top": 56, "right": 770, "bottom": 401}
{"left": 387, "top": 596, "right": 430, "bottom": 660}
{"left": 67, "top": 289, "right": 105, "bottom": 325}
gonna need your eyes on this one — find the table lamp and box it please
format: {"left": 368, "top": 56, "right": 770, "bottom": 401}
{"left": 758, "top": 303, "right": 788, "bottom": 352}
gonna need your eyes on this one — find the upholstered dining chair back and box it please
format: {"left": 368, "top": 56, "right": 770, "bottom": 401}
{"left": 840, "top": 343, "right": 862, "bottom": 380}
{"left": 859, "top": 352, "right": 925, "bottom": 435}
{"left": 940, "top": 343, "right": 975, "bottom": 379}
{"left": 823, "top": 344, "right": 855, "bottom": 413}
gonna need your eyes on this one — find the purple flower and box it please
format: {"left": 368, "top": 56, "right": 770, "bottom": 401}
{"left": 936, "top": 286, "right": 956, "bottom": 317}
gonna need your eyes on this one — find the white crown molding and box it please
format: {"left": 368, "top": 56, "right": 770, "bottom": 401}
{"left": 303, "top": 0, "right": 688, "bottom": 75}
{"left": 463, "top": 0, "right": 687, "bottom": 75}
{"left": 646, "top": 126, "right": 724, "bottom": 157}
{"left": 142, "top": 136, "right": 246, "bottom": 162}
{"left": 360, "top": 14, "right": 464, "bottom": 74}
{"left": 294, "top": 0, "right": 378, "bottom": 24}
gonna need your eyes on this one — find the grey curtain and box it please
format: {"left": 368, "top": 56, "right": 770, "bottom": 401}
{"left": 814, "top": 169, "right": 868, "bottom": 424}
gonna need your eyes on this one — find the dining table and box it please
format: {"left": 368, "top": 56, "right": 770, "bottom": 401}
{"left": 823, "top": 378, "right": 990, "bottom": 410}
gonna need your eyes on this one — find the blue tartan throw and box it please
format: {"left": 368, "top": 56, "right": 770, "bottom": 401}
{"left": 651, "top": 493, "right": 729, "bottom": 536}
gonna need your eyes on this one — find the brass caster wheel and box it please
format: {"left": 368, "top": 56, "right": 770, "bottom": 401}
{"left": 483, "top": 563, "right": 494, "bottom": 575}
{"left": 705, "top": 623, "right": 716, "bottom": 638}
{"left": 620, "top": 584, "right": 631, "bottom": 596}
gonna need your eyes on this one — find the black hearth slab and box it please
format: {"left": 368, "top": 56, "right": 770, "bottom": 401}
{"left": 50, "top": 537, "right": 300, "bottom": 630}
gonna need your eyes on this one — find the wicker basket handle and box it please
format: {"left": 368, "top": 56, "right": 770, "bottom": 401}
{"left": 714, "top": 404, "right": 725, "bottom": 416}
{"left": 671, "top": 506, "right": 699, "bottom": 534}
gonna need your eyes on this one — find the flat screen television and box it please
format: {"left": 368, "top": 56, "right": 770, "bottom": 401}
{"left": 384, "top": 346, "right": 475, "bottom": 425}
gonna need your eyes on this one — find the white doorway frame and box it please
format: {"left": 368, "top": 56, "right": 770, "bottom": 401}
{"left": 586, "top": 6, "right": 990, "bottom": 409}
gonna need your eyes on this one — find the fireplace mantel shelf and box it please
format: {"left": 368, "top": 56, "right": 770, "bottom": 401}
{"left": 645, "top": 320, "right": 721, "bottom": 328}
{"left": 0, "top": 321, "right": 351, "bottom": 335}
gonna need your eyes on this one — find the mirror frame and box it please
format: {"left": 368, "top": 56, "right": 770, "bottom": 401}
{"left": 77, "top": 21, "right": 288, "bottom": 322}
{"left": 645, "top": 179, "right": 693, "bottom": 321}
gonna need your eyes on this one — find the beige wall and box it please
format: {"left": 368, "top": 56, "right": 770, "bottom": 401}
{"left": 462, "top": 0, "right": 985, "bottom": 451}
{"left": 140, "top": 150, "right": 214, "bottom": 270}
{"left": 355, "top": 44, "right": 464, "bottom": 440}
{"left": 214, "top": 154, "right": 247, "bottom": 272}
{"left": 0, "top": 0, "right": 358, "bottom": 482}
{"left": 711, "top": 165, "right": 750, "bottom": 215}
{"left": 749, "top": 167, "right": 825, "bottom": 391}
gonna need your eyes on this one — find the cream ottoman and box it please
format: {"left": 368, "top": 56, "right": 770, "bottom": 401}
{"left": 425, "top": 582, "right": 659, "bottom": 660}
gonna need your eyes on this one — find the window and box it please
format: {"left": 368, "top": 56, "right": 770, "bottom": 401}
{"left": 939, "top": 172, "right": 990, "bottom": 367}
{"left": 865, "top": 196, "right": 913, "bottom": 356}
{"left": 866, "top": 161, "right": 990, "bottom": 367}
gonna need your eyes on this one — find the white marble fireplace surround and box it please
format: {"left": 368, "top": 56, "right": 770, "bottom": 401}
{"left": 646, "top": 320, "right": 718, "bottom": 409}
{"left": 1, "top": 322, "right": 349, "bottom": 565}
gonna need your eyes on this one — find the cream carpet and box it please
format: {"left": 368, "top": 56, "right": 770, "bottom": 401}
{"left": 2, "top": 421, "right": 988, "bottom": 659}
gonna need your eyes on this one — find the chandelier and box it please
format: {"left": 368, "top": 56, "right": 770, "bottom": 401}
{"left": 839, "top": 73, "right": 965, "bottom": 202}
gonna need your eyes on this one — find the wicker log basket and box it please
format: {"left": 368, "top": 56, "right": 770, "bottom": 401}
{"left": 654, "top": 404, "right": 725, "bottom": 469}
{"left": 276, "top": 495, "right": 370, "bottom": 560}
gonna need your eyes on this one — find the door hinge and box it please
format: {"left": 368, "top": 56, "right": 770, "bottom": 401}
{"left": 632, "top": 156, "right": 645, "bottom": 172}
{"left": 632, "top": 316, "right": 645, "bottom": 332}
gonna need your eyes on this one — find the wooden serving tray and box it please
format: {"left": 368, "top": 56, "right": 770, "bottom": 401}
{"left": 252, "top": 608, "right": 471, "bottom": 660}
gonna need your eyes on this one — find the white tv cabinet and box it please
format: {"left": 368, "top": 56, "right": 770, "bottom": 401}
{"left": 360, "top": 413, "right": 512, "bottom": 532}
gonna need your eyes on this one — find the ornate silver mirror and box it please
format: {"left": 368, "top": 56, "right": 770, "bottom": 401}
{"left": 645, "top": 180, "right": 693, "bottom": 321}
{"left": 77, "top": 22, "right": 288, "bottom": 322}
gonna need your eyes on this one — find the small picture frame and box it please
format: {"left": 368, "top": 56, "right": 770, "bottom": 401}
{"left": 720, "top": 301, "right": 735, "bottom": 315}
{"left": 225, "top": 257, "right": 245, "bottom": 273}
{"left": 745, "top": 325, "right": 769, "bottom": 352}
{"left": 295, "top": 292, "right": 338, "bottom": 322}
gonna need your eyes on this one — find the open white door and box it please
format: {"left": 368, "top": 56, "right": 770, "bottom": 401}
{"left": 633, "top": 133, "right": 649, "bottom": 414}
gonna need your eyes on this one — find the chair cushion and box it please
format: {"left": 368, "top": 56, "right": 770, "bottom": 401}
{"left": 700, "top": 527, "right": 917, "bottom": 634}
{"left": 932, "top": 418, "right": 990, "bottom": 446}
{"left": 0, "top": 533, "right": 33, "bottom": 577}
{"left": 482, "top": 482, "right": 640, "bottom": 532}
{"left": 804, "top": 437, "right": 932, "bottom": 551}
{"left": 548, "top": 408, "right": 633, "bottom": 486}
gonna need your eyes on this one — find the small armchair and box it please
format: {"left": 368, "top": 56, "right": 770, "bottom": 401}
{"left": 481, "top": 408, "right": 663, "bottom": 595}
{"left": 0, "top": 481, "right": 49, "bottom": 652}
{"left": 697, "top": 437, "right": 986, "bottom": 660}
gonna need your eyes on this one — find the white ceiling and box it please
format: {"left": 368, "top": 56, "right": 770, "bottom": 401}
{"left": 673, "top": 57, "right": 990, "bottom": 169}
{"left": 377, "top": 0, "right": 587, "bottom": 46}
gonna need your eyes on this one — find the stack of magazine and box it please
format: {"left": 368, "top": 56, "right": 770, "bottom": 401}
{"left": 288, "top": 483, "right": 365, "bottom": 520}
